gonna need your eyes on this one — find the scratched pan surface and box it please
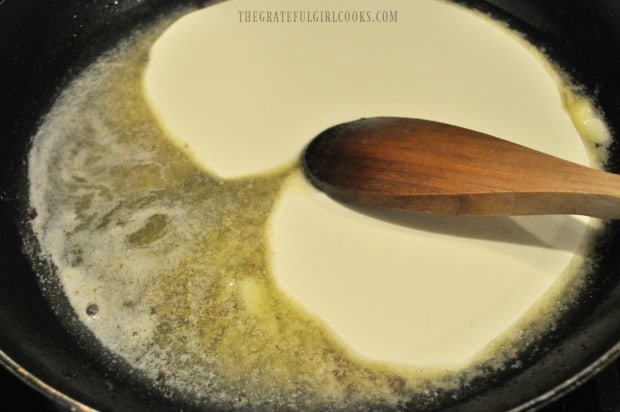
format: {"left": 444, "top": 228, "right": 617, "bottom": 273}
{"left": 1, "top": 0, "right": 620, "bottom": 410}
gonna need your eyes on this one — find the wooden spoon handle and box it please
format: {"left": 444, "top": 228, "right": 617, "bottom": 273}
{"left": 303, "top": 117, "right": 620, "bottom": 219}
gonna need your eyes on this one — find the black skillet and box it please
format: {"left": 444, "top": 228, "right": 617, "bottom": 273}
{"left": 1, "top": 0, "right": 620, "bottom": 410}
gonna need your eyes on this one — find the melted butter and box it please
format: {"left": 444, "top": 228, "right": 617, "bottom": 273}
{"left": 27, "top": 12, "right": 432, "bottom": 411}
{"left": 26, "top": 0, "right": 611, "bottom": 410}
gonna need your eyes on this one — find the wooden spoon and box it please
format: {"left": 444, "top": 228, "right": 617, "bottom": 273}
{"left": 302, "top": 116, "right": 620, "bottom": 219}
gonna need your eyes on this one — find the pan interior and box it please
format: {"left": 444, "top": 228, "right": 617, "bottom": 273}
{"left": 20, "top": 0, "right": 615, "bottom": 411}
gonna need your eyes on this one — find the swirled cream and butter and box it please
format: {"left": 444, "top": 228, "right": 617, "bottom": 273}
{"left": 27, "top": 0, "right": 611, "bottom": 410}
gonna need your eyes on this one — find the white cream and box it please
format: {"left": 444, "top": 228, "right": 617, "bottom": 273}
{"left": 143, "top": 0, "right": 602, "bottom": 366}
{"left": 268, "top": 173, "right": 591, "bottom": 365}
{"left": 143, "top": 0, "right": 590, "bottom": 179}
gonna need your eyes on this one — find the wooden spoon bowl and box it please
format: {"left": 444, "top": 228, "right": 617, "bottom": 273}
{"left": 302, "top": 117, "right": 620, "bottom": 219}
